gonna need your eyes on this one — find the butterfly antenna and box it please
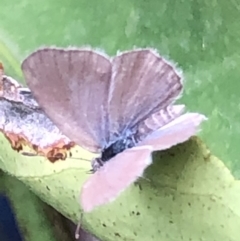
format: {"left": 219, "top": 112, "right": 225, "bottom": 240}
{"left": 69, "top": 156, "right": 90, "bottom": 162}
{"left": 21, "top": 151, "right": 90, "bottom": 162}
{"left": 75, "top": 212, "right": 83, "bottom": 240}
{"left": 139, "top": 175, "right": 150, "bottom": 182}
{"left": 21, "top": 151, "right": 38, "bottom": 157}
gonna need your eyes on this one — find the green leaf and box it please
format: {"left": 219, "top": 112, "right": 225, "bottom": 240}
{"left": 1, "top": 171, "right": 78, "bottom": 241}
{"left": 0, "top": 0, "right": 240, "bottom": 240}
{"left": 1, "top": 135, "right": 240, "bottom": 241}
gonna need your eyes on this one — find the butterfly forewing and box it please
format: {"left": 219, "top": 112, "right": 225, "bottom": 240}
{"left": 22, "top": 48, "right": 112, "bottom": 152}
{"left": 108, "top": 49, "right": 183, "bottom": 142}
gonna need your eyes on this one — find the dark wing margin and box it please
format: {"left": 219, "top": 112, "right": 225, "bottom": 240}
{"left": 108, "top": 49, "right": 183, "bottom": 142}
{"left": 22, "top": 47, "right": 112, "bottom": 152}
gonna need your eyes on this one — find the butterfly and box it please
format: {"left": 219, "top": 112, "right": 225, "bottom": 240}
{"left": 21, "top": 47, "right": 207, "bottom": 212}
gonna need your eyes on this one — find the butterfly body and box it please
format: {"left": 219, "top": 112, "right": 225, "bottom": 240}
{"left": 92, "top": 104, "right": 185, "bottom": 171}
{"left": 91, "top": 134, "right": 136, "bottom": 171}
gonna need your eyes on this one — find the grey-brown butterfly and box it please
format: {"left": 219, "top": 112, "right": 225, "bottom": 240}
{"left": 21, "top": 47, "right": 207, "bottom": 213}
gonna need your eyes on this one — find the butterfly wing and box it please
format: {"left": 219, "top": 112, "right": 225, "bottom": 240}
{"left": 108, "top": 49, "right": 182, "bottom": 142}
{"left": 139, "top": 113, "right": 207, "bottom": 150}
{"left": 22, "top": 48, "right": 112, "bottom": 152}
{"left": 80, "top": 113, "right": 206, "bottom": 212}
{"left": 136, "top": 104, "right": 186, "bottom": 141}
{"left": 80, "top": 146, "right": 153, "bottom": 212}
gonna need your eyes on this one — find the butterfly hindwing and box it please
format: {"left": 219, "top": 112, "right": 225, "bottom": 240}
{"left": 140, "top": 113, "right": 207, "bottom": 151}
{"left": 80, "top": 145, "right": 153, "bottom": 212}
